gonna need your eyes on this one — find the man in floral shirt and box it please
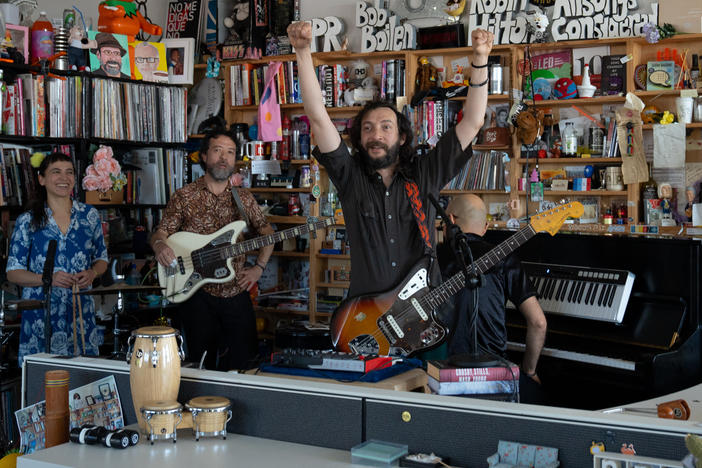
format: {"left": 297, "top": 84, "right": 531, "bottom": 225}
{"left": 151, "top": 131, "right": 273, "bottom": 370}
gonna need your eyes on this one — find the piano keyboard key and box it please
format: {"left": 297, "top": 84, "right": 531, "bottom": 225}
{"left": 507, "top": 341, "right": 636, "bottom": 371}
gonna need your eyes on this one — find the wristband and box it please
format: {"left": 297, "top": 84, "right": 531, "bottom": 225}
{"left": 522, "top": 368, "right": 536, "bottom": 377}
{"left": 469, "top": 77, "right": 490, "bottom": 88}
{"left": 255, "top": 262, "right": 266, "bottom": 271}
{"left": 471, "top": 61, "right": 489, "bottom": 69}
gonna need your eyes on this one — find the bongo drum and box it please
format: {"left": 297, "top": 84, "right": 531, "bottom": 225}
{"left": 127, "top": 326, "right": 184, "bottom": 432}
{"left": 185, "top": 396, "right": 232, "bottom": 441}
{"left": 140, "top": 400, "right": 182, "bottom": 444}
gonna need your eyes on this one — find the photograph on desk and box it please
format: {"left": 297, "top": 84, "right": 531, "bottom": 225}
{"left": 68, "top": 376, "right": 124, "bottom": 431}
{"left": 14, "top": 400, "right": 45, "bottom": 454}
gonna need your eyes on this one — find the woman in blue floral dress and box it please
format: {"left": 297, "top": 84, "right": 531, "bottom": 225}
{"left": 6, "top": 153, "right": 108, "bottom": 365}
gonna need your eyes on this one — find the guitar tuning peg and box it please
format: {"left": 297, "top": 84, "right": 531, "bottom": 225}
{"left": 557, "top": 198, "right": 570, "bottom": 205}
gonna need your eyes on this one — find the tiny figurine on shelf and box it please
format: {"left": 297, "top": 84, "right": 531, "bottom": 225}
{"left": 659, "top": 182, "right": 676, "bottom": 226}
{"left": 441, "top": 66, "right": 469, "bottom": 88}
{"left": 620, "top": 443, "right": 636, "bottom": 455}
{"left": 344, "top": 62, "right": 377, "bottom": 106}
{"left": 660, "top": 110, "right": 675, "bottom": 124}
{"left": 685, "top": 185, "right": 698, "bottom": 221}
{"left": 524, "top": 7, "right": 549, "bottom": 43}
{"left": 532, "top": 77, "right": 552, "bottom": 100}
{"left": 590, "top": 441, "right": 605, "bottom": 454}
{"left": 415, "top": 56, "right": 439, "bottom": 94}
{"left": 224, "top": 0, "right": 251, "bottom": 44}
{"left": 684, "top": 434, "right": 702, "bottom": 468}
{"left": 265, "top": 34, "right": 279, "bottom": 57}
{"left": 445, "top": 0, "right": 466, "bottom": 17}
{"left": 553, "top": 77, "right": 578, "bottom": 99}
{"left": 68, "top": 25, "right": 94, "bottom": 71}
{"left": 641, "top": 104, "right": 661, "bottom": 123}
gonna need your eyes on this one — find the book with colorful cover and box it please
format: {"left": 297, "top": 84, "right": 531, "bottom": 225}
{"left": 525, "top": 51, "right": 571, "bottom": 100}
{"left": 646, "top": 61, "right": 675, "bottom": 90}
{"left": 426, "top": 360, "right": 520, "bottom": 382}
{"left": 600, "top": 55, "right": 626, "bottom": 95}
{"left": 427, "top": 376, "right": 519, "bottom": 396}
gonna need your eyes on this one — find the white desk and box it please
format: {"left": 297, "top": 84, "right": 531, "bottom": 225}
{"left": 17, "top": 430, "right": 364, "bottom": 468}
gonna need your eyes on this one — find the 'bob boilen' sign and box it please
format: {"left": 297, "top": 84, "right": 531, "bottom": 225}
{"left": 468, "top": 0, "right": 659, "bottom": 45}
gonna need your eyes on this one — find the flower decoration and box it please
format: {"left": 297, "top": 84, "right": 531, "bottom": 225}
{"left": 660, "top": 111, "right": 675, "bottom": 125}
{"left": 642, "top": 22, "right": 659, "bottom": 43}
{"left": 30, "top": 152, "right": 46, "bottom": 168}
{"left": 81, "top": 145, "right": 127, "bottom": 193}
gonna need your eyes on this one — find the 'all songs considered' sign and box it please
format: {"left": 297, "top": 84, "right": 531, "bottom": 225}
{"left": 468, "top": 0, "right": 659, "bottom": 45}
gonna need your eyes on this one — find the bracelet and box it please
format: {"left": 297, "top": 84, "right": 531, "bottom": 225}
{"left": 153, "top": 239, "right": 166, "bottom": 249}
{"left": 522, "top": 368, "right": 537, "bottom": 377}
{"left": 255, "top": 262, "right": 266, "bottom": 271}
{"left": 91, "top": 268, "right": 99, "bottom": 278}
{"left": 469, "top": 77, "right": 490, "bottom": 88}
{"left": 471, "top": 61, "right": 489, "bottom": 69}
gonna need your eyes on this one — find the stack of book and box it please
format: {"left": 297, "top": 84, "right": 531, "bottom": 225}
{"left": 425, "top": 359, "right": 520, "bottom": 399}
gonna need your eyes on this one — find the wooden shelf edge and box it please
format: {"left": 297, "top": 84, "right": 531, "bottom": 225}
{"left": 517, "top": 158, "right": 622, "bottom": 164}
{"left": 272, "top": 251, "right": 309, "bottom": 258}
{"left": 318, "top": 282, "right": 350, "bottom": 289}
{"left": 317, "top": 254, "right": 350, "bottom": 259}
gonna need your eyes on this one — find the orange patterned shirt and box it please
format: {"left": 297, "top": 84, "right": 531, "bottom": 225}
{"left": 157, "top": 177, "right": 270, "bottom": 297}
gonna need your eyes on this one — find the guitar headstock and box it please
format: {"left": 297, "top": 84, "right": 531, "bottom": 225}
{"left": 530, "top": 201, "right": 584, "bottom": 236}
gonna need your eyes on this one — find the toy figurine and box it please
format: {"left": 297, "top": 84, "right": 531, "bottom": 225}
{"left": 224, "top": 0, "right": 251, "bottom": 43}
{"left": 684, "top": 185, "right": 698, "bottom": 221}
{"left": 98, "top": 0, "right": 162, "bottom": 38}
{"left": 659, "top": 182, "right": 676, "bottom": 226}
{"left": 415, "top": 56, "right": 438, "bottom": 94}
{"left": 68, "top": 25, "right": 94, "bottom": 71}
{"left": 524, "top": 7, "right": 549, "bottom": 43}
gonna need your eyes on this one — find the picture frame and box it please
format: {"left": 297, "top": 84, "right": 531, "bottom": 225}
{"left": 98, "top": 383, "right": 112, "bottom": 399}
{"left": 578, "top": 197, "right": 599, "bottom": 224}
{"left": 331, "top": 266, "right": 350, "bottom": 284}
{"left": 87, "top": 30, "right": 131, "bottom": 79}
{"left": 84, "top": 395, "right": 95, "bottom": 406}
{"left": 7, "top": 24, "right": 29, "bottom": 64}
{"left": 132, "top": 41, "right": 169, "bottom": 82}
{"left": 163, "top": 37, "right": 194, "bottom": 85}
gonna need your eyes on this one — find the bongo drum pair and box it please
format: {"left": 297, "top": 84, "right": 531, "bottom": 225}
{"left": 140, "top": 396, "right": 231, "bottom": 444}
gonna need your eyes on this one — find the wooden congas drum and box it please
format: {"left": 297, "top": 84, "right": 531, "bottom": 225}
{"left": 140, "top": 400, "right": 182, "bottom": 444}
{"left": 185, "top": 396, "right": 232, "bottom": 441}
{"left": 127, "top": 326, "right": 184, "bottom": 432}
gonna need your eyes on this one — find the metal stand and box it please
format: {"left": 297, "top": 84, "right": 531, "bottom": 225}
{"left": 108, "top": 290, "right": 128, "bottom": 360}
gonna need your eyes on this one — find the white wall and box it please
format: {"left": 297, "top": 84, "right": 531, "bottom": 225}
{"left": 33, "top": 0, "right": 701, "bottom": 53}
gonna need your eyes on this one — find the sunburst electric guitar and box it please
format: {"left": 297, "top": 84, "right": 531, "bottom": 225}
{"left": 158, "top": 217, "right": 333, "bottom": 303}
{"left": 330, "top": 202, "right": 584, "bottom": 356}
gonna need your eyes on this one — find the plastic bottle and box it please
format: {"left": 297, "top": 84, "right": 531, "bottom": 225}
{"left": 280, "top": 115, "right": 291, "bottom": 161}
{"left": 31, "top": 11, "right": 55, "bottom": 61}
{"left": 126, "top": 264, "right": 141, "bottom": 286}
{"left": 562, "top": 122, "right": 578, "bottom": 158}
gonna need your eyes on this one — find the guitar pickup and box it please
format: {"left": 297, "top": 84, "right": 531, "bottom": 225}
{"left": 177, "top": 257, "right": 185, "bottom": 275}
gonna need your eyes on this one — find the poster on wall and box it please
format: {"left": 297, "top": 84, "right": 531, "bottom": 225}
{"left": 468, "top": 0, "right": 659, "bottom": 45}
{"left": 165, "top": 0, "right": 205, "bottom": 40}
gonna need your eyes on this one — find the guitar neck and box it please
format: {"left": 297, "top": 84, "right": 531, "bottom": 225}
{"left": 427, "top": 224, "right": 537, "bottom": 307}
{"left": 225, "top": 222, "right": 320, "bottom": 258}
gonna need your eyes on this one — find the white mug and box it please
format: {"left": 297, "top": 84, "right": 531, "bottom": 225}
{"left": 244, "top": 140, "right": 265, "bottom": 160}
{"left": 605, "top": 167, "right": 623, "bottom": 191}
{"left": 676, "top": 97, "right": 694, "bottom": 124}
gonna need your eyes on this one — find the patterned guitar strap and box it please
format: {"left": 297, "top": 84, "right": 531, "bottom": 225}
{"left": 231, "top": 187, "right": 250, "bottom": 229}
{"left": 404, "top": 180, "right": 433, "bottom": 254}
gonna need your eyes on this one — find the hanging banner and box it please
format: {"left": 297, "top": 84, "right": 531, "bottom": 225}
{"left": 468, "top": 0, "right": 659, "bottom": 45}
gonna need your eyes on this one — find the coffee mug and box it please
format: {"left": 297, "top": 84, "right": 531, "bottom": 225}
{"left": 605, "top": 166, "right": 623, "bottom": 191}
{"left": 676, "top": 97, "right": 694, "bottom": 124}
{"left": 244, "top": 140, "right": 265, "bottom": 160}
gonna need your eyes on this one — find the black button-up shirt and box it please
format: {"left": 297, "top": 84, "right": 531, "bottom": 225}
{"left": 437, "top": 234, "right": 537, "bottom": 356}
{"left": 314, "top": 127, "right": 472, "bottom": 298}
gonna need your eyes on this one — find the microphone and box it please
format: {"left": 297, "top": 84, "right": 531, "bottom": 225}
{"left": 427, "top": 193, "right": 463, "bottom": 248}
{"left": 43, "top": 240, "right": 57, "bottom": 287}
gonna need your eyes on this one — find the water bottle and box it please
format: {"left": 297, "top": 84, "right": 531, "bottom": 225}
{"left": 31, "top": 11, "right": 55, "bottom": 61}
{"left": 126, "top": 264, "right": 140, "bottom": 285}
{"left": 562, "top": 122, "right": 578, "bottom": 158}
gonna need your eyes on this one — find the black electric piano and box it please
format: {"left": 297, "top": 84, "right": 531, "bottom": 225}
{"left": 484, "top": 230, "right": 702, "bottom": 409}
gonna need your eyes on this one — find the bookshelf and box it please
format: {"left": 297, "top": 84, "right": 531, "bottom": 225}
{"left": 204, "top": 32, "right": 702, "bottom": 329}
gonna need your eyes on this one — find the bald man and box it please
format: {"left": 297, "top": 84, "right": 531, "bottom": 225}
{"left": 438, "top": 194, "right": 547, "bottom": 390}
